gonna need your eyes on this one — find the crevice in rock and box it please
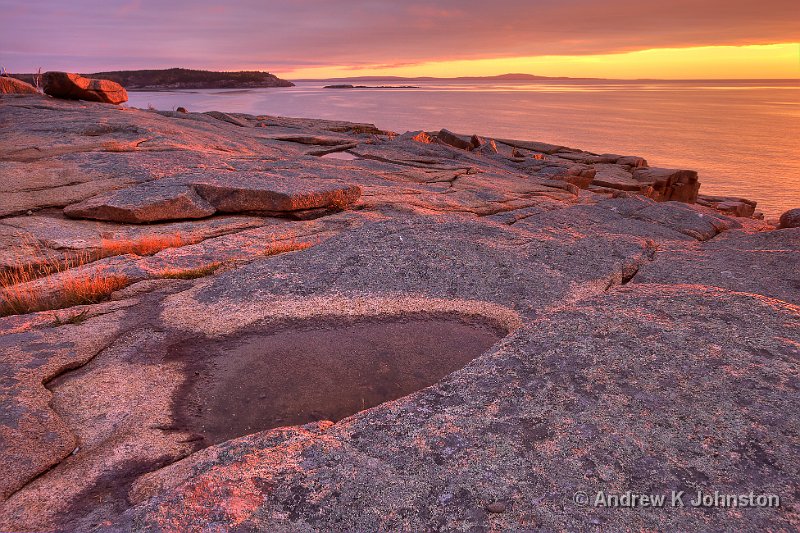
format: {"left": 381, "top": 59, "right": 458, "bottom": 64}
{"left": 621, "top": 264, "right": 640, "bottom": 285}
{"left": 3, "top": 334, "right": 124, "bottom": 501}
{"left": 353, "top": 152, "right": 473, "bottom": 171}
{"left": 609, "top": 242, "right": 658, "bottom": 290}
{"left": 307, "top": 143, "right": 360, "bottom": 157}
{"left": 60, "top": 456, "right": 177, "bottom": 532}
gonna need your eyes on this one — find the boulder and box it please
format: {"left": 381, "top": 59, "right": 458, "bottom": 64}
{"left": 188, "top": 173, "right": 361, "bottom": 213}
{"left": 632, "top": 167, "right": 700, "bottom": 202}
{"left": 591, "top": 164, "right": 643, "bottom": 191}
{"left": 615, "top": 155, "right": 648, "bottom": 168}
{"left": 63, "top": 173, "right": 362, "bottom": 223}
{"left": 496, "top": 138, "right": 565, "bottom": 154}
{"left": 63, "top": 183, "right": 216, "bottom": 223}
{"left": 554, "top": 151, "right": 604, "bottom": 164}
{"left": 778, "top": 208, "right": 800, "bottom": 229}
{"left": 470, "top": 135, "right": 498, "bottom": 155}
{"left": 0, "top": 76, "right": 39, "bottom": 95}
{"left": 397, "top": 130, "right": 433, "bottom": 143}
{"left": 43, "top": 71, "right": 128, "bottom": 104}
{"left": 203, "top": 110, "right": 250, "bottom": 127}
{"left": 436, "top": 129, "right": 472, "bottom": 150}
{"left": 536, "top": 164, "right": 594, "bottom": 189}
{"left": 696, "top": 194, "right": 757, "bottom": 217}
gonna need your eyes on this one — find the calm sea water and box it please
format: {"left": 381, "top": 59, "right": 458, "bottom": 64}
{"left": 128, "top": 80, "right": 800, "bottom": 217}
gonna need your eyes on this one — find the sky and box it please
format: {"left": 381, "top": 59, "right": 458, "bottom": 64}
{"left": 1, "top": 0, "right": 799, "bottom": 79}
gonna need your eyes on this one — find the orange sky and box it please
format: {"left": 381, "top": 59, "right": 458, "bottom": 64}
{"left": 2, "top": 2, "right": 799, "bottom": 79}
{"left": 286, "top": 43, "right": 800, "bottom": 80}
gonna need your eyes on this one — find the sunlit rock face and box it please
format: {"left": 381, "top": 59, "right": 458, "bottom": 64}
{"left": 43, "top": 72, "right": 128, "bottom": 104}
{"left": 0, "top": 76, "right": 39, "bottom": 95}
{"left": 0, "top": 95, "right": 797, "bottom": 533}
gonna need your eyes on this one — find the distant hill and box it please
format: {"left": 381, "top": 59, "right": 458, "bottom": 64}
{"left": 299, "top": 73, "right": 601, "bottom": 82}
{"left": 11, "top": 68, "right": 294, "bottom": 90}
{"left": 92, "top": 68, "right": 294, "bottom": 89}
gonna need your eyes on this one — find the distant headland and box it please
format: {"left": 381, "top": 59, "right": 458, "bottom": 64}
{"left": 304, "top": 73, "right": 601, "bottom": 82}
{"left": 11, "top": 68, "right": 294, "bottom": 90}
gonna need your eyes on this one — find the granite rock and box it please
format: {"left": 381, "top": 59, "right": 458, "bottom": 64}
{"left": 43, "top": 72, "right": 128, "bottom": 104}
{"left": 778, "top": 208, "right": 800, "bottom": 228}
{"left": 0, "top": 95, "right": 792, "bottom": 532}
{"left": 0, "top": 76, "right": 39, "bottom": 95}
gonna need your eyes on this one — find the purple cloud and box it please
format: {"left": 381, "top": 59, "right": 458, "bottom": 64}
{"left": 1, "top": 0, "right": 798, "bottom": 73}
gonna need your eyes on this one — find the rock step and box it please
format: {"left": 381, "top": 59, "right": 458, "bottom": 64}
{"left": 64, "top": 172, "right": 361, "bottom": 223}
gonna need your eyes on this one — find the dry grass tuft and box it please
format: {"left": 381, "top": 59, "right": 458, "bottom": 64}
{"left": 0, "top": 238, "right": 133, "bottom": 318}
{"left": 264, "top": 239, "right": 313, "bottom": 257}
{"left": 1, "top": 269, "right": 129, "bottom": 317}
{"left": 100, "top": 233, "right": 188, "bottom": 257}
{"left": 0, "top": 232, "right": 191, "bottom": 317}
{"left": 157, "top": 262, "right": 222, "bottom": 280}
{"left": 51, "top": 309, "right": 90, "bottom": 326}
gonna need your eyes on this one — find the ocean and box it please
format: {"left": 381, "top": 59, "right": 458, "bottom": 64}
{"left": 127, "top": 80, "right": 800, "bottom": 218}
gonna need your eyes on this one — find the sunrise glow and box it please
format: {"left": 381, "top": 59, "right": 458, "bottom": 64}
{"left": 286, "top": 43, "right": 800, "bottom": 80}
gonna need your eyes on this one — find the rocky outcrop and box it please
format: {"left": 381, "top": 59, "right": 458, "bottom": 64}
{"left": 1, "top": 95, "right": 794, "bottom": 533}
{"left": 189, "top": 173, "right": 361, "bottom": 214}
{"left": 436, "top": 128, "right": 474, "bottom": 150}
{"left": 697, "top": 194, "right": 758, "bottom": 217}
{"left": 778, "top": 207, "right": 800, "bottom": 228}
{"left": 397, "top": 130, "right": 433, "bottom": 143}
{"left": 404, "top": 129, "right": 702, "bottom": 204}
{"left": 203, "top": 110, "right": 250, "bottom": 127}
{"left": 43, "top": 71, "right": 128, "bottom": 104}
{"left": 631, "top": 167, "right": 700, "bottom": 202}
{"left": 0, "top": 76, "right": 39, "bottom": 95}
{"left": 63, "top": 183, "right": 217, "bottom": 223}
{"left": 64, "top": 173, "right": 362, "bottom": 223}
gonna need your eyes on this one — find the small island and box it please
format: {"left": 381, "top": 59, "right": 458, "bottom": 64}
{"left": 323, "top": 84, "right": 420, "bottom": 89}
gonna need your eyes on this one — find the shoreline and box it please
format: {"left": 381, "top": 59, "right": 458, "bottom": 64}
{"left": 123, "top": 83, "right": 798, "bottom": 218}
{"left": 0, "top": 94, "right": 798, "bottom": 532}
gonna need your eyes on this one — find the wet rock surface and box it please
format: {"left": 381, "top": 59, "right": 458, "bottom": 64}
{"left": 171, "top": 315, "right": 505, "bottom": 446}
{"left": 0, "top": 95, "right": 797, "bottom": 532}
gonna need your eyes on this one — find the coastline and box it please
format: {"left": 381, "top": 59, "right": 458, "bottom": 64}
{"left": 0, "top": 94, "right": 798, "bottom": 532}
{"left": 124, "top": 81, "right": 800, "bottom": 218}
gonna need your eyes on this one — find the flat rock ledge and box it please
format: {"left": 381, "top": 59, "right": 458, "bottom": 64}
{"left": 0, "top": 95, "right": 797, "bottom": 532}
{"left": 63, "top": 172, "right": 362, "bottom": 223}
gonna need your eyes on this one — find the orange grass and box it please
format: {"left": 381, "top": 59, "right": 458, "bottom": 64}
{"left": 1, "top": 269, "right": 129, "bottom": 317}
{"left": 264, "top": 239, "right": 313, "bottom": 256}
{"left": 0, "top": 232, "right": 191, "bottom": 317}
{"left": 156, "top": 262, "right": 222, "bottom": 280}
{"left": 99, "top": 233, "right": 189, "bottom": 257}
{"left": 0, "top": 241, "right": 132, "bottom": 318}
